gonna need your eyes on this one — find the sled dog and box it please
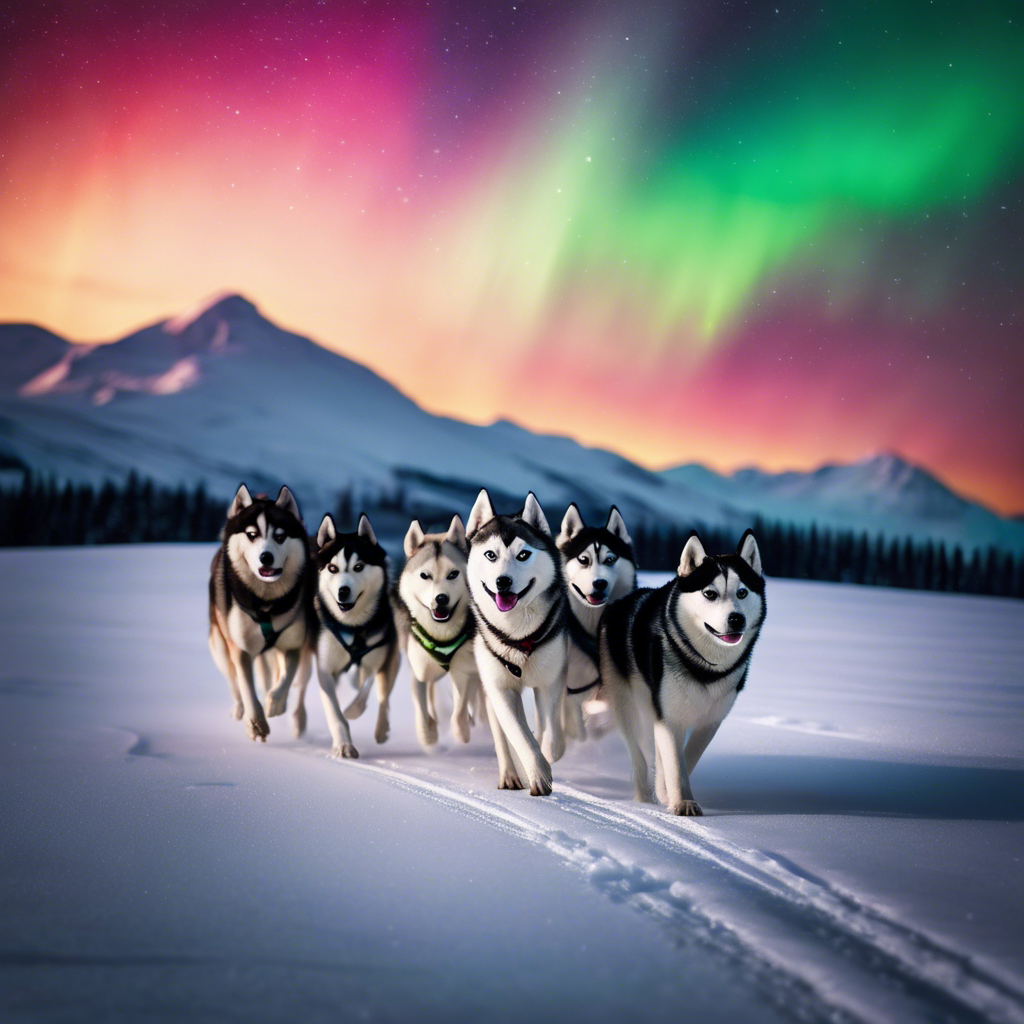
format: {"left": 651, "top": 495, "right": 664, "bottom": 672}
{"left": 600, "top": 530, "right": 765, "bottom": 815}
{"left": 308, "top": 513, "right": 400, "bottom": 759}
{"left": 396, "top": 516, "right": 482, "bottom": 750}
{"left": 466, "top": 489, "right": 569, "bottom": 795}
{"left": 208, "top": 484, "right": 314, "bottom": 742}
{"left": 557, "top": 504, "right": 637, "bottom": 740}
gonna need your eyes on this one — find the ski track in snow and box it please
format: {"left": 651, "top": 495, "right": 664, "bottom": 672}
{"left": 310, "top": 752, "right": 1024, "bottom": 1024}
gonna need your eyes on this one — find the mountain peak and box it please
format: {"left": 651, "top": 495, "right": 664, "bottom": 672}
{"left": 163, "top": 292, "right": 259, "bottom": 335}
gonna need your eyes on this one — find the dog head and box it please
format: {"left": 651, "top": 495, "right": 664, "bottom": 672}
{"left": 672, "top": 530, "right": 766, "bottom": 665}
{"left": 465, "top": 489, "right": 562, "bottom": 630}
{"left": 314, "top": 513, "right": 388, "bottom": 624}
{"left": 557, "top": 504, "right": 636, "bottom": 612}
{"left": 224, "top": 484, "right": 308, "bottom": 597}
{"left": 399, "top": 515, "right": 470, "bottom": 631}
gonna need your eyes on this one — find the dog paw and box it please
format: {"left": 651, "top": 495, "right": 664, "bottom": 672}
{"left": 668, "top": 800, "right": 703, "bottom": 817}
{"left": 542, "top": 734, "right": 566, "bottom": 764}
{"left": 634, "top": 786, "right": 655, "bottom": 804}
{"left": 344, "top": 697, "right": 367, "bottom": 720}
{"left": 265, "top": 690, "right": 287, "bottom": 718}
{"left": 424, "top": 717, "right": 438, "bottom": 746}
{"left": 292, "top": 704, "right": 307, "bottom": 738}
{"left": 529, "top": 778, "right": 553, "bottom": 797}
{"left": 332, "top": 742, "right": 359, "bottom": 759}
{"left": 230, "top": 701, "right": 243, "bottom": 720}
{"left": 245, "top": 710, "right": 270, "bottom": 742}
{"left": 451, "top": 712, "right": 470, "bottom": 744}
{"left": 498, "top": 770, "right": 524, "bottom": 790}
{"left": 374, "top": 715, "right": 390, "bottom": 745}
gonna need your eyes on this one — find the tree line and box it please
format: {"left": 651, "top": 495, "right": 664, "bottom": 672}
{"left": 2, "top": 473, "right": 1022, "bottom": 599}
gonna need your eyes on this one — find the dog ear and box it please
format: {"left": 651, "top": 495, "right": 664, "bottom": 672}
{"left": 605, "top": 505, "right": 632, "bottom": 545}
{"left": 357, "top": 513, "right": 378, "bottom": 547}
{"left": 275, "top": 485, "right": 302, "bottom": 522}
{"left": 678, "top": 532, "right": 707, "bottom": 577}
{"left": 559, "top": 503, "right": 585, "bottom": 545}
{"left": 522, "top": 492, "right": 551, "bottom": 536}
{"left": 228, "top": 483, "right": 253, "bottom": 519}
{"left": 404, "top": 519, "right": 425, "bottom": 558}
{"left": 317, "top": 514, "right": 337, "bottom": 549}
{"left": 446, "top": 514, "right": 468, "bottom": 553}
{"left": 466, "top": 489, "right": 495, "bottom": 539}
{"left": 737, "top": 529, "right": 762, "bottom": 576}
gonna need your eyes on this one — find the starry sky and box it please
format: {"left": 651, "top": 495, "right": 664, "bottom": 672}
{"left": 1, "top": 1, "right": 1022, "bottom": 512}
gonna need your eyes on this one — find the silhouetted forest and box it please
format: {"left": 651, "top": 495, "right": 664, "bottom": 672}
{"left": 2, "top": 473, "right": 1022, "bottom": 599}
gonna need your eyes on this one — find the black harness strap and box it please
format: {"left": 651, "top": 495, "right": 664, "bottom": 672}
{"left": 478, "top": 594, "right": 566, "bottom": 679}
{"left": 319, "top": 595, "right": 395, "bottom": 669}
{"left": 224, "top": 553, "right": 305, "bottom": 653}
{"left": 408, "top": 617, "right": 474, "bottom": 674}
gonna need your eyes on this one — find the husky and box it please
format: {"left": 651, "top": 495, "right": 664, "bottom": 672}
{"left": 466, "top": 490, "right": 569, "bottom": 795}
{"left": 600, "top": 530, "right": 765, "bottom": 816}
{"left": 395, "top": 516, "right": 482, "bottom": 750}
{"left": 208, "top": 484, "right": 315, "bottom": 742}
{"left": 557, "top": 504, "right": 637, "bottom": 740}
{"left": 306, "top": 513, "right": 400, "bottom": 759}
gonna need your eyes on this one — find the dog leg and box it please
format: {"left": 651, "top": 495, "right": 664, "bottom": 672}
{"left": 448, "top": 670, "right": 473, "bottom": 744}
{"left": 484, "top": 691, "right": 522, "bottom": 790}
{"left": 538, "top": 678, "right": 566, "bottom": 764}
{"left": 563, "top": 692, "right": 587, "bottom": 743}
{"left": 608, "top": 679, "right": 652, "bottom": 802}
{"left": 265, "top": 648, "right": 300, "bottom": 718}
{"left": 374, "top": 646, "right": 400, "bottom": 745}
{"left": 344, "top": 666, "right": 373, "bottom": 719}
{"left": 233, "top": 650, "right": 269, "bottom": 742}
{"left": 411, "top": 676, "right": 439, "bottom": 749}
{"left": 685, "top": 719, "right": 724, "bottom": 775}
{"left": 292, "top": 648, "right": 312, "bottom": 737}
{"left": 210, "top": 629, "right": 243, "bottom": 720}
{"left": 534, "top": 689, "right": 548, "bottom": 750}
{"left": 318, "top": 668, "right": 358, "bottom": 759}
{"left": 487, "top": 685, "right": 552, "bottom": 796}
{"left": 654, "top": 720, "right": 700, "bottom": 816}
{"left": 655, "top": 744, "right": 668, "bottom": 804}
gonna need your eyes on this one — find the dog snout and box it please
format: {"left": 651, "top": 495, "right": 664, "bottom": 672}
{"left": 727, "top": 612, "right": 746, "bottom": 631}
{"left": 338, "top": 585, "right": 351, "bottom": 600}
{"left": 259, "top": 551, "right": 275, "bottom": 567}
{"left": 592, "top": 578, "right": 608, "bottom": 593}
{"left": 434, "top": 592, "right": 449, "bottom": 608}
{"left": 495, "top": 575, "right": 513, "bottom": 591}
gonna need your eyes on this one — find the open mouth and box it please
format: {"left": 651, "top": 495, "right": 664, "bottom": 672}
{"left": 258, "top": 566, "right": 282, "bottom": 579}
{"left": 573, "top": 584, "right": 607, "bottom": 607}
{"left": 431, "top": 599, "right": 458, "bottom": 623}
{"left": 338, "top": 600, "right": 355, "bottom": 612}
{"left": 484, "top": 579, "right": 534, "bottom": 613}
{"left": 705, "top": 623, "right": 744, "bottom": 644}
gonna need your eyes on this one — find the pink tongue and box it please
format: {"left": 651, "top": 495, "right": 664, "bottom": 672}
{"left": 495, "top": 591, "right": 518, "bottom": 612}
{"left": 720, "top": 633, "right": 743, "bottom": 644}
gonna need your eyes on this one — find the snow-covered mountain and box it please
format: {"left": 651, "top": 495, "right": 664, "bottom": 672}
{"left": 1, "top": 292, "right": 1021, "bottom": 552}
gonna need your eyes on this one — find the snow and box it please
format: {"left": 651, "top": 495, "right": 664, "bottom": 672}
{"left": 1, "top": 547, "right": 1023, "bottom": 1023}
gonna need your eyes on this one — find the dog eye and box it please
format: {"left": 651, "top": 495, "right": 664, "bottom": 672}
{"left": 516, "top": 550, "right": 532, "bottom": 562}
{"left": 420, "top": 571, "right": 430, "bottom": 580}
{"left": 447, "top": 569, "right": 459, "bottom": 580}
{"left": 604, "top": 554, "right": 618, "bottom": 565}
{"left": 737, "top": 587, "right": 748, "bottom": 599}
{"left": 577, "top": 554, "right": 590, "bottom": 567}
{"left": 703, "top": 590, "right": 718, "bottom": 601}
{"left": 484, "top": 550, "right": 497, "bottom": 562}
{"left": 273, "top": 531, "right": 285, "bottom": 544}
{"left": 327, "top": 564, "right": 339, "bottom": 574}
{"left": 354, "top": 563, "right": 364, "bottom": 573}
{"left": 246, "top": 530, "right": 258, "bottom": 541}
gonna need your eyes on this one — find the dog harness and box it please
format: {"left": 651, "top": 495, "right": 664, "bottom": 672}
{"left": 224, "top": 555, "right": 306, "bottom": 654}
{"left": 565, "top": 613, "right": 601, "bottom": 695}
{"left": 319, "top": 597, "right": 395, "bottom": 669}
{"left": 409, "top": 618, "right": 473, "bottom": 673}
{"left": 478, "top": 595, "right": 567, "bottom": 679}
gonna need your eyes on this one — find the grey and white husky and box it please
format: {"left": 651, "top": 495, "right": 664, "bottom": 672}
{"left": 208, "top": 484, "right": 314, "bottom": 742}
{"left": 600, "top": 530, "right": 765, "bottom": 816}
{"left": 306, "top": 513, "right": 400, "bottom": 759}
{"left": 557, "top": 504, "right": 637, "bottom": 740}
{"left": 466, "top": 489, "right": 569, "bottom": 796}
{"left": 395, "top": 516, "right": 482, "bottom": 750}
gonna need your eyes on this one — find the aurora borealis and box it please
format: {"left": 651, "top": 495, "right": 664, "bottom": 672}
{"left": 1, "top": 2, "right": 1022, "bottom": 511}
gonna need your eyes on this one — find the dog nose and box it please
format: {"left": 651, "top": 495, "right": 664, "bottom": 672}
{"left": 496, "top": 575, "right": 513, "bottom": 591}
{"left": 338, "top": 585, "right": 351, "bottom": 600}
{"left": 435, "top": 593, "right": 449, "bottom": 607}
{"left": 728, "top": 612, "right": 745, "bottom": 631}
{"left": 592, "top": 579, "right": 608, "bottom": 593}
{"left": 259, "top": 551, "right": 274, "bottom": 567}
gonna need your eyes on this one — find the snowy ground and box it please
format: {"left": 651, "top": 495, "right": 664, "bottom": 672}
{"left": 1, "top": 546, "right": 1022, "bottom": 1024}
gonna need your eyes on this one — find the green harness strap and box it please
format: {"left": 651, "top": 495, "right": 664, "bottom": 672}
{"left": 409, "top": 619, "right": 471, "bottom": 673}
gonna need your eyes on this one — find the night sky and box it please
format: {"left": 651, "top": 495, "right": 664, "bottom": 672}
{"left": 1, "top": 1, "right": 1022, "bottom": 512}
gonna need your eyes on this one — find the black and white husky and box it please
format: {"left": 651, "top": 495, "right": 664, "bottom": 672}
{"left": 466, "top": 489, "right": 569, "bottom": 795}
{"left": 557, "top": 504, "right": 637, "bottom": 740}
{"left": 395, "top": 516, "right": 481, "bottom": 750}
{"left": 600, "top": 530, "right": 766, "bottom": 816}
{"left": 208, "top": 484, "right": 314, "bottom": 742}
{"left": 306, "top": 513, "right": 400, "bottom": 759}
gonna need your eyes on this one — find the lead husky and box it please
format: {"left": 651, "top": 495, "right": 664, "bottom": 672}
{"left": 557, "top": 504, "right": 637, "bottom": 740}
{"left": 600, "top": 530, "right": 765, "bottom": 815}
{"left": 466, "top": 490, "right": 569, "bottom": 795}
{"left": 307, "top": 513, "right": 400, "bottom": 759}
{"left": 396, "top": 516, "right": 481, "bottom": 750}
{"left": 208, "top": 484, "right": 314, "bottom": 742}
